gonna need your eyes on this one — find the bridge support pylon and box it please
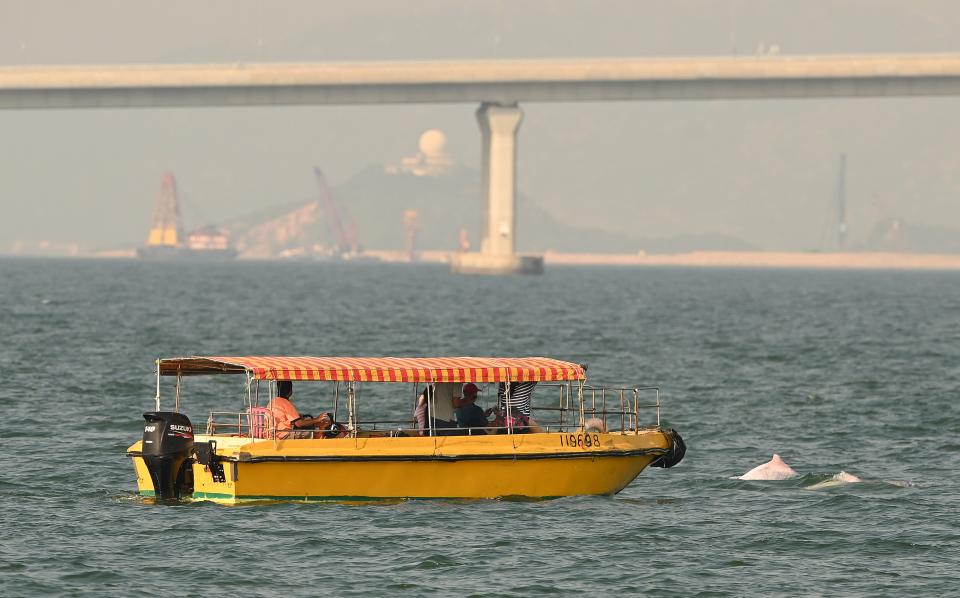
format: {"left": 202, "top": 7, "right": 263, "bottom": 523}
{"left": 451, "top": 102, "right": 544, "bottom": 275}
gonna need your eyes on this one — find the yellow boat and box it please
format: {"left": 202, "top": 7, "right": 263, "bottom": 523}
{"left": 127, "top": 356, "right": 685, "bottom": 503}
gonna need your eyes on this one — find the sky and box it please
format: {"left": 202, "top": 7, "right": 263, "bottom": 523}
{"left": 2, "top": 0, "right": 960, "bottom": 251}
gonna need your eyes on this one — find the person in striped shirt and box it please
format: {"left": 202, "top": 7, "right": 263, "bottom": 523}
{"left": 497, "top": 381, "right": 537, "bottom": 416}
{"left": 493, "top": 381, "right": 538, "bottom": 433}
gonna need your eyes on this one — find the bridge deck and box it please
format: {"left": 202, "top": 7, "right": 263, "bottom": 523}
{"left": 3, "top": 54, "right": 960, "bottom": 108}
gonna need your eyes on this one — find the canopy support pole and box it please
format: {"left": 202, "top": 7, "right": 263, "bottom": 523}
{"left": 412, "top": 383, "right": 419, "bottom": 433}
{"left": 154, "top": 360, "right": 161, "bottom": 411}
{"left": 174, "top": 371, "right": 182, "bottom": 412}
{"left": 577, "top": 380, "right": 585, "bottom": 431}
{"left": 430, "top": 378, "right": 438, "bottom": 449}
{"left": 505, "top": 383, "right": 513, "bottom": 435}
{"left": 333, "top": 382, "right": 340, "bottom": 423}
{"left": 347, "top": 381, "right": 356, "bottom": 437}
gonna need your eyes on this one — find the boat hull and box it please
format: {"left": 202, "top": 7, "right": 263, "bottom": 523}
{"left": 129, "top": 431, "right": 670, "bottom": 503}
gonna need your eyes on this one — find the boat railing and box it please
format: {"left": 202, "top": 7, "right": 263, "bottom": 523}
{"left": 202, "top": 383, "right": 662, "bottom": 438}
{"left": 531, "top": 383, "right": 661, "bottom": 434}
{"left": 206, "top": 411, "right": 261, "bottom": 437}
{"left": 203, "top": 412, "right": 546, "bottom": 438}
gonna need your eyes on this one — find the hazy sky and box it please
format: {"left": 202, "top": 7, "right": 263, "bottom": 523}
{"left": 2, "top": 1, "right": 960, "bottom": 251}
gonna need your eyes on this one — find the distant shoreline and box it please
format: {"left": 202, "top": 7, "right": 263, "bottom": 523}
{"left": 540, "top": 251, "right": 960, "bottom": 271}
{"left": 358, "top": 249, "right": 960, "bottom": 271}
{"left": 6, "top": 250, "right": 960, "bottom": 272}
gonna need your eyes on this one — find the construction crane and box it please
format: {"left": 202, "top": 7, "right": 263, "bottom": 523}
{"left": 146, "top": 172, "right": 183, "bottom": 248}
{"left": 817, "top": 153, "right": 850, "bottom": 252}
{"left": 313, "top": 167, "right": 359, "bottom": 255}
{"left": 835, "top": 153, "right": 848, "bottom": 250}
{"left": 138, "top": 171, "right": 237, "bottom": 260}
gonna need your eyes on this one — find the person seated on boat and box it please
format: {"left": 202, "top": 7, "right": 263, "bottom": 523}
{"left": 493, "top": 381, "right": 539, "bottom": 433}
{"left": 454, "top": 383, "right": 489, "bottom": 434}
{"left": 413, "top": 386, "right": 431, "bottom": 435}
{"left": 584, "top": 417, "right": 607, "bottom": 434}
{"left": 413, "top": 383, "right": 459, "bottom": 436}
{"left": 316, "top": 412, "right": 348, "bottom": 439}
{"left": 267, "top": 381, "right": 325, "bottom": 439}
{"left": 432, "top": 382, "right": 461, "bottom": 435}
{"left": 489, "top": 406, "right": 532, "bottom": 434}
{"left": 496, "top": 381, "right": 536, "bottom": 418}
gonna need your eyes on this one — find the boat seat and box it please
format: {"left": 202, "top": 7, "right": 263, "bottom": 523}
{"left": 246, "top": 406, "right": 273, "bottom": 439}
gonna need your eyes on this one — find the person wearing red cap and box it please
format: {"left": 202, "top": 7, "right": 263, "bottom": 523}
{"left": 454, "top": 383, "right": 488, "bottom": 434}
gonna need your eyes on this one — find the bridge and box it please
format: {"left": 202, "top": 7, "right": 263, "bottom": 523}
{"left": 4, "top": 54, "right": 960, "bottom": 273}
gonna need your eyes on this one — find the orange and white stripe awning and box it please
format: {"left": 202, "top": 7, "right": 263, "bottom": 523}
{"left": 157, "top": 356, "right": 586, "bottom": 383}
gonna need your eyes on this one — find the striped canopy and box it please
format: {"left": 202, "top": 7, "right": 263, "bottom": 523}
{"left": 158, "top": 356, "right": 586, "bottom": 383}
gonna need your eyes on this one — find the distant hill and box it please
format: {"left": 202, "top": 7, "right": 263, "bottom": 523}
{"left": 333, "top": 164, "right": 754, "bottom": 254}
{"left": 228, "top": 163, "right": 755, "bottom": 255}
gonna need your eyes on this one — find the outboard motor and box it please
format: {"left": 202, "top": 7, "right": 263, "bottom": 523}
{"left": 141, "top": 411, "right": 194, "bottom": 500}
{"left": 651, "top": 428, "right": 686, "bottom": 468}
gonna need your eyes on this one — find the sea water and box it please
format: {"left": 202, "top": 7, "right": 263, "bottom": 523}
{"left": 0, "top": 259, "right": 957, "bottom": 596}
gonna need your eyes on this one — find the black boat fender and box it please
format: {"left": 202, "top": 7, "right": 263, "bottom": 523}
{"left": 651, "top": 428, "right": 686, "bottom": 468}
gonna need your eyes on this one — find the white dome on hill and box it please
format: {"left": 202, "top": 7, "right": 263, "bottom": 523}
{"left": 419, "top": 129, "right": 448, "bottom": 158}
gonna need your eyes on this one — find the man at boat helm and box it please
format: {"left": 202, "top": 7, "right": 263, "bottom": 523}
{"left": 267, "top": 381, "right": 325, "bottom": 439}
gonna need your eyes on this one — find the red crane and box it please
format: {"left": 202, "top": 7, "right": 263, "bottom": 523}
{"left": 313, "top": 167, "right": 358, "bottom": 254}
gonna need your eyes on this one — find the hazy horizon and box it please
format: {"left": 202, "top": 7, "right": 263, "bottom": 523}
{"left": 3, "top": 1, "right": 960, "bottom": 252}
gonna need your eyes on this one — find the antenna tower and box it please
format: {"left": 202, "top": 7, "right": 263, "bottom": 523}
{"left": 836, "top": 154, "right": 847, "bottom": 250}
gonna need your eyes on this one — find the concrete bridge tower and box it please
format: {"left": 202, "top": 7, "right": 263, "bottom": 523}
{"left": 450, "top": 102, "right": 544, "bottom": 275}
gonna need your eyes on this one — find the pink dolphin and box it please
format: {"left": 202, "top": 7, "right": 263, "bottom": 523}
{"left": 737, "top": 453, "right": 799, "bottom": 481}
{"left": 806, "top": 470, "right": 863, "bottom": 490}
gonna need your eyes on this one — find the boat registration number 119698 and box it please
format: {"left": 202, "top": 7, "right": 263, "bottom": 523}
{"left": 559, "top": 433, "right": 601, "bottom": 448}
